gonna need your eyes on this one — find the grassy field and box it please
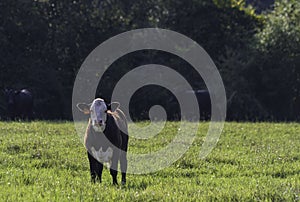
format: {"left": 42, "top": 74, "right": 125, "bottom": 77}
{"left": 0, "top": 121, "right": 299, "bottom": 201}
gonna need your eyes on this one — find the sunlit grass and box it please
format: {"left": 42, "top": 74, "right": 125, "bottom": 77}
{"left": 0, "top": 121, "right": 299, "bottom": 201}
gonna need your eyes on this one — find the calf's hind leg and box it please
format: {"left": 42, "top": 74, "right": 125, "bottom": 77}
{"left": 120, "top": 150, "right": 127, "bottom": 185}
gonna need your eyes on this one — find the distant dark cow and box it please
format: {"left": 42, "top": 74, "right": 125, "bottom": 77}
{"left": 194, "top": 90, "right": 211, "bottom": 120}
{"left": 185, "top": 90, "right": 211, "bottom": 120}
{"left": 4, "top": 89, "right": 33, "bottom": 120}
{"left": 77, "top": 98, "right": 128, "bottom": 185}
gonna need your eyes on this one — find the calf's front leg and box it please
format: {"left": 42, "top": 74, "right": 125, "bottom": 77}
{"left": 110, "top": 151, "right": 119, "bottom": 185}
{"left": 87, "top": 152, "right": 103, "bottom": 183}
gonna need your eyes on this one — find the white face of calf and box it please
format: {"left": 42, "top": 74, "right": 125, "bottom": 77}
{"left": 77, "top": 98, "right": 107, "bottom": 132}
{"left": 90, "top": 99, "right": 107, "bottom": 132}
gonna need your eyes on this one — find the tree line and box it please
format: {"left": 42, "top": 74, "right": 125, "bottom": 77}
{"left": 0, "top": 0, "right": 299, "bottom": 121}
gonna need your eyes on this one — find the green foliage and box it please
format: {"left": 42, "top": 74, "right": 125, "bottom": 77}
{"left": 0, "top": 121, "right": 299, "bottom": 201}
{"left": 160, "top": 0, "right": 259, "bottom": 60}
{"left": 257, "top": 0, "right": 300, "bottom": 55}
{"left": 251, "top": 0, "right": 300, "bottom": 120}
{"left": 218, "top": 0, "right": 300, "bottom": 120}
{"left": 0, "top": 0, "right": 299, "bottom": 121}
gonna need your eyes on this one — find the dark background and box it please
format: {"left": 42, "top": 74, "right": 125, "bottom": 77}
{"left": 0, "top": 0, "right": 299, "bottom": 121}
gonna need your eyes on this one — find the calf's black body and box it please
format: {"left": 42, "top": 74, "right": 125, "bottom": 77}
{"left": 84, "top": 110, "right": 128, "bottom": 185}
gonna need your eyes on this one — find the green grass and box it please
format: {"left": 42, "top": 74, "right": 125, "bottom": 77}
{"left": 0, "top": 121, "right": 299, "bottom": 201}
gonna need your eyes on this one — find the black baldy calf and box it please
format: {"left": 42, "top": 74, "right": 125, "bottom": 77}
{"left": 77, "top": 98, "right": 128, "bottom": 185}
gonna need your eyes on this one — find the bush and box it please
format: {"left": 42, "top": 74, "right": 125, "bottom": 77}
{"left": 252, "top": 0, "right": 300, "bottom": 120}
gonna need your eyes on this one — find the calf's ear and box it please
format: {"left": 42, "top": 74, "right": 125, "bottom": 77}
{"left": 76, "top": 103, "right": 91, "bottom": 114}
{"left": 108, "top": 102, "right": 120, "bottom": 112}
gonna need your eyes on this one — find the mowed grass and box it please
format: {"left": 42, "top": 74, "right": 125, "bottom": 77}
{"left": 0, "top": 121, "right": 299, "bottom": 201}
